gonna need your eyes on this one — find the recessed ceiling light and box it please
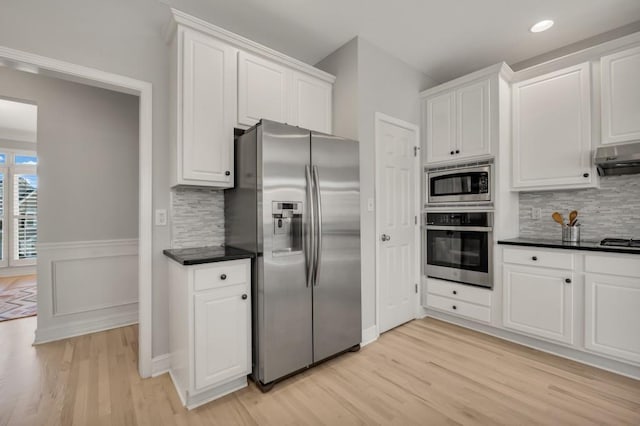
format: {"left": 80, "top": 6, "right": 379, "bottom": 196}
{"left": 530, "top": 20, "right": 554, "bottom": 33}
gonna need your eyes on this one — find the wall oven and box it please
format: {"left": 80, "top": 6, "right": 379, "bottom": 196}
{"left": 424, "top": 212, "right": 493, "bottom": 288}
{"left": 426, "top": 162, "right": 492, "bottom": 207}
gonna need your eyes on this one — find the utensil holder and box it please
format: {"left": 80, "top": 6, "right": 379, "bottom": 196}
{"left": 562, "top": 226, "right": 580, "bottom": 242}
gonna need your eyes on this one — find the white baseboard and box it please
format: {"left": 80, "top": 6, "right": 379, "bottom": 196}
{"left": 361, "top": 325, "right": 379, "bottom": 346}
{"left": 35, "top": 238, "right": 139, "bottom": 345}
{"left": 425, "top": 310, "right": 640, "bottom": 381}
{"left": 152, "top": 354, "right": 171, "bottom": 377}
{"left": 34, "top": 309, "right": 137, "bottom": 344}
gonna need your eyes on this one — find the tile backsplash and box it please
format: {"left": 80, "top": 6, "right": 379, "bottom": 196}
{"left": 171, "top": 187, "right": 225, "bottom": 248}
{"left": 519, "top": 174, "right": 640, "bottom": 241}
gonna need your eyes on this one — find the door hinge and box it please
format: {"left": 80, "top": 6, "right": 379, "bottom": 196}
{"left": 415, "top": 283, "right": 418, "bottom": 293}
{"left": 415, "top": 215, "right": 418, "bottom": 225}
{"left": 414, "top": 146, "right": 420, "bottom": 157}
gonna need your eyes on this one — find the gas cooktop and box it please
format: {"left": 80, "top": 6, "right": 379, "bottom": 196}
{"left": 600, "top": 238, "right": 640, "bottom": 248}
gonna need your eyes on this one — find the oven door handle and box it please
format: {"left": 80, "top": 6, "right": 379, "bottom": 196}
{"left": 426, "top": 225, "right": 493, "bottom": 232}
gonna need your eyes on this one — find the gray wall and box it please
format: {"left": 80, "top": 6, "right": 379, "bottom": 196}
{"left": 0, "top": 67, "right": 139, "bottom": 243}
{"left": 317, "top": 37, "right": 435, "bottom": 333}
{"left": 0, "top": 0, "right": 171, "bottom": 355}
{"left": 519, "top": 174, "right": 640, "bottom": 241}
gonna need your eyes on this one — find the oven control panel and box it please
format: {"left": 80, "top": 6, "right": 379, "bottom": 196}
{"left": 426, "top": 212, "right": 492, "bottom": 227}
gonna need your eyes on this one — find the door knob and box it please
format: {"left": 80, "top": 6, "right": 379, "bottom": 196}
{"left": 381, "top": 234, "right": 391, "bottom": 242}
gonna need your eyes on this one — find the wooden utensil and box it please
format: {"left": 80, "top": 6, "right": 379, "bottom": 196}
{"left": 552, "top": 212, "right": 565, "bottom": 226}
{"left": 569, "top": 210, "right": 578, "bottom": 226}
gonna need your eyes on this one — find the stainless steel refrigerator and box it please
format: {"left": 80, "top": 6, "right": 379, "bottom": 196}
{"left": 225, "top": 120, "right": 361, "bottom": 389}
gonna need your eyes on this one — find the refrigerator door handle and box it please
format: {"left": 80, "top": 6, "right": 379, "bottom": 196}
{"left": 312, "top": 165, "right": 323, "bottom": 286}
{"left": 305, "top": 165, "right": 315, "bottom": 288}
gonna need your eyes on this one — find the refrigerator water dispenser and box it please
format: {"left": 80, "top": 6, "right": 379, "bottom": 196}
{"left": 272, "top": 201, "right": 303, "bottom": 256}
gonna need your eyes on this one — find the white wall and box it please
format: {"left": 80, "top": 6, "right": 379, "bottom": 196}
{"left": 0, "top": 67, "right": 139, "bottom": 242}
{"left": 0, "top": 0, "right": 171, "bottom": 354}
{"left": 317, "top": 37, "right": 435, "bottom": 334}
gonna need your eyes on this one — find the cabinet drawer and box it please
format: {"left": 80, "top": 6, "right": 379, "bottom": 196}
{"left": 585, "top": 255, "right": 640, "bottom": 278}
{"left": 427, "top": 294, "right": 491, "bottom": 323}
{"left": 503, "top": 247, "right": 573, "bottom": 270}
{"left": 194, "top": 261, "right": 248, "bottom": 292}
{"left": 427, "top": 279, "right": 491, "bottom": 306}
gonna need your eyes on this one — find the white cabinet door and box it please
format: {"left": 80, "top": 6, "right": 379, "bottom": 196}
{"left": 237, "top": 51, "right": 290, "bottom": 126}
{"left": 512, "top": 63, "right": 593, "bottom": 190}
{"left": 601, "top": 46, "right": 640, "bottom": 144}
{"left": 503, "top": 265, "right": 574, "bottom": 344}
{"left": 181, "top": 29, "right": 236, "bottom": 187}
{"left": 424, "top": 92, "right": 456, "bottom": 163}
{"left": 456, "top": 78, "right": 491, "bottom": 159}
{"left": 194, "top": 284, "right": 250, "bottom": 390}
{"left": 291, "top": 71, "right": 332, "bottom": 133}
{"left": 585, "top": 273, "right": 640, "bottom": 364}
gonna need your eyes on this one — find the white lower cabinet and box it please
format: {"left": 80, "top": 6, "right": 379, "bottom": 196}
{"left": 503, "top": 264, "right": 574, "bottom": 344}
{"left": 169, "top": 258, "right": 251, "bottom": 409}
{"left": 585, "top": 272, "right": 640, "bottom": 364}
{"left": 425, "top": 278, "right": 492, "bottom": 323}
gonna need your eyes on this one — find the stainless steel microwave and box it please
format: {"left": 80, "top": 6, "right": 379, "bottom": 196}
{"left": 426, "top": 163, "right": 492, "bottom": 207}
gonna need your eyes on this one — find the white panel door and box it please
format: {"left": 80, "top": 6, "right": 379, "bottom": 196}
{"left": 456, "top": 78, "right": 491, "bottom": 159}
{"left": 512, "top": 63, "right": 592, "bottom": 190}
{"left": 503, "top": 265, "right": 574, "bottom": 344}
{"left": 585, "top": 273, "right": 640, "bottom": 364}
{"left": 194, "top": 284, "right": 249, "bottom": 390}
{"left": 291, "top": 71, "right": 332, "bottom": 133}
{"left": 601, "top": 46, "right": 640, "bottom": 144}
{"left": 181, "top": 29, "right": 236, "bottom": 186}
{"left": 375, "top": 114, "right": 419, "bottom": 333}
{"left": 237, "top": 51, "right": 289, "bottom": 126}
{"left": 424, "top": 92, "right": 455, "bottom": 163}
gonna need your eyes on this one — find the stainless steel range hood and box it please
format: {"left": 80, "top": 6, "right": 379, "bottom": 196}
{"left": 595, "top": 141, "right": 640, "bottom": 176}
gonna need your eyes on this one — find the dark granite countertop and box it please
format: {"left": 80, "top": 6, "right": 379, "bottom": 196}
{"left": 498, "top": 238, "right": 640, "bottom": 255}
{"left": 163, "top": 246, "right": 255, "bottom": 265}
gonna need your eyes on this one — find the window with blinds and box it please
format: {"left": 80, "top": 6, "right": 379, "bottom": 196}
{"left": 0, "top": 151, "right": 38, "bottom": 267}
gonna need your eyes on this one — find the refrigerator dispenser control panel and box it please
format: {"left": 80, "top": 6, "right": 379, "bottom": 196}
{"left": 272, "top": 201, "right": 303, "bottom": 256}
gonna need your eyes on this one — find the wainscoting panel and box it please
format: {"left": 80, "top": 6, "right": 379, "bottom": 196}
{"left": 35, "top": 239, "right": 138, "bottom": 344}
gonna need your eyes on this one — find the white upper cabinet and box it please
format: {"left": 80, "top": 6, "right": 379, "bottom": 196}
{"left": 237, "top": 51, "right": 332, "bottom": 133}
{"left": 601, "top": 45, "right": 640, "bottom": 144}
{"left": 291, "top": 71, "right": 332, "bottom": 134}
{"left": 421, "top": 71, "right": 497, "bottom": 165}
{"left": 424, "top": 92, "right": 456, "bottom": 163}
{"left": 512, "top": 62, "right": 595, "bottom": 191}
{"left": 457, "top": 78, "right": 491, "bottom": 158}
{"left": 173, "top": 27, "right": 236, "bottom": 188}
{"left": 237, "top": 51, "right": 290, "bottom": 127}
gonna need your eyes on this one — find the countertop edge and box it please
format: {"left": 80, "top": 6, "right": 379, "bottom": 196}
{"left": 163, "top": 247, "right": 256, "bottom": 265}
{"left": 497, "top": 239, "right": 640, "bottom": 255}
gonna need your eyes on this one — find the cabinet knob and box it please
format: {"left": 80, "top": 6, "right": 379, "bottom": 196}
{"left": 453, "top": 290, "right": 457, "bottom": 295}
{"left": 450, "top": 151, "right": 455, "bottom": 155}
{"left": 455, "top": 150, "right": 460, "bottom": 154}
{"left": 583, "top": 173, "right": 589, "bottom": 178}
{"left": 225, "top": 171, "right": 231, "bottom": 176}
{"left": 220, "top": 274, "right": 227, "bottom": 280}
{"left": 452, "top": 305, "right": 457, "bottom": 310}
{"left": 532, "top": 256, "right": 538, "bottom": 261}
{"left": 565, "top": 278, "right": 572, "bottom": 284}
{"left": 242, "top": 294, "right": 248, "bottom": 300}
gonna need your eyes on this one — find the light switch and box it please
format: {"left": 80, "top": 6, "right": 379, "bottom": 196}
{"left": 367, "top": 198, "right": 374, "bottom": 212}
{"left": 155, "top": 209, "right": 167, "bottom": 226}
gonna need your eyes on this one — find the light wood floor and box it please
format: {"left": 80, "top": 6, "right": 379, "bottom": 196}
{"left": 1, "top": 317, "right": 639, "bottom": 425}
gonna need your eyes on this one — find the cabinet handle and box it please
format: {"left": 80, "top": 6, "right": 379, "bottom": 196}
{"left": 242, "top": 294, "right": 248, "bottom": 300}
{"left": 583, "top": 173, "right": 589, "bottom": 178}
{"left": 455, "top": 150, "right": 460, "bottom": 154}
{"left": 450, "top": 151, "right": 455, "bottom": 155}
{"left": 532, "top": 256, "right": 538, "bottom": 261}
{"left": 565, "top": 278, "right": 572, "bottom": 284}
{"left": 225, "top": 171, "right": 231, "bottom": 176}
{"left": 453, "top": 290, "right": 457, "bottom": 295}
{"left": 452, "top": 305, "right": 457, "bottom": 310}
{"left": 220, "top": 274, "right": 227, "bottom": 280}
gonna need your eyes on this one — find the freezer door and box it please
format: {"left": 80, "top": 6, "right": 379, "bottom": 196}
{"left": 258, "top": 120, "right": 313, "bottom": 383}
{"left": 311, "top": 133, "right": 361, "bottom": 362}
